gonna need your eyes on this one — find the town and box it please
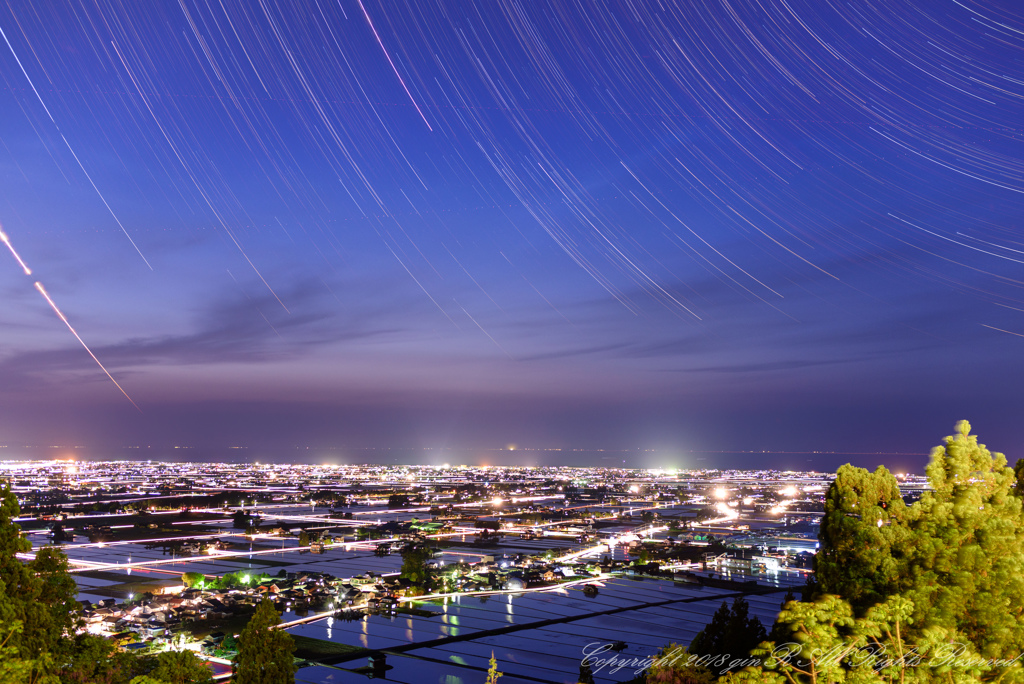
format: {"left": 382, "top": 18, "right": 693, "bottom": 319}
{"left": 4, "top": 459, "right": 928, "bottom": 682}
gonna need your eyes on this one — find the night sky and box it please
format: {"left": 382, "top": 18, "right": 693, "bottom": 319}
{"left": 1, "top": 1, "right": 1022, "bottom": 471}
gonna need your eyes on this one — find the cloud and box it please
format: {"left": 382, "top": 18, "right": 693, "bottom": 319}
{"left": 0, "top": 277, "right": 401, "bottom": 390}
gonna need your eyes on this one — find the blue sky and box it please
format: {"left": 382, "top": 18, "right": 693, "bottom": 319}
{"left": 0, "top": 0, "right": 1022, "bottom": 468}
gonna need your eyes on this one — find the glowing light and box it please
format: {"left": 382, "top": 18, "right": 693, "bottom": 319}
{"left": 628, "top": 485, "right": 640, "bottom": 494}
{"left": 0, "top": 228, "right": 31, "bottom": 275}
{"left": 714, "top": 502, "right": 739, "bottom": 520}
{"left": 492, "top": 497, "right": 503, "bottom": 506}
{"left": 713, "top": 487, "right": 728, "bottom": 500}
{"left": 780, "top": 486, "right": 799, "bottom": 498}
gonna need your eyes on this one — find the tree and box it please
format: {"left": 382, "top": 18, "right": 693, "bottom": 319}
{"left": 903, "top": 420, "right": 1024, "bottom": 659}
{"left": 147, "top": 650, "right": 212, "bottom": 684}
{"left": 62, "top": 632, "right": 151, "bottom": 684}
{"left": 815, "top": 464, "right": 911, "bottom": 613}
{"left": 772, "top": 421, "right": 1024, "bottom": 680}
{"left": 298, "top": 530, "right": 310, "bottom": 548}
{"left": 0, "top": 615, "right": 54, "bottom": 684}
{"left": 181, "top": 572, "right": 205, "bottom": 589}
{"left": 816, "top": 422, "right": 1024, "bottom": 660}
{"left": 719, "top": 594, "right": 990, "bottom": 684}
{"left": 0, "top": 484, "right": 83, "bottom": 681}
{"left": 49, "top": 524, "right": 72, "bottom": 544}
{"left": 232, "top": 510, "right": 251, "bottom": 529}
{"left": 234, "top": 598, "right": 296, "bottom": 684}
{"left": 689, "top": 596, "right": 766, "bottom": 662}
{"left": 400, "top": 545, "right": 431, "bottom": 590}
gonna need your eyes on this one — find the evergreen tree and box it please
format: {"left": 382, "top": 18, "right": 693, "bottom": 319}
{"left": 234, "top": 598, "right": 296, "bottom": 684}
{"left": 905, "top": 420, "right": 1024, "bottom": 659}
{"left": 823, "top": 422, "right": 1024, "bottom": 659}
{"left": 147, "top": 650, "right": 213, "bottom": 684}
{"left": 689, "top": 596, "right": 766, "bottom": 660}
{"left": 815, "top": 464, "right": 912, "bottom": 612}
{"left": 0, "top": 613, "right": 54, "bottom": 684}
{"left": 788, "top": 421, "right": 1024, "bottom": 675}
{"left": 232, "top": 510, "right": 251, "bottom": 529}
{"left": 399, "top": 545, "right": 431, "bottom": 590}
{"left": 0, "top": 484, "right": 82, "bottom": 680}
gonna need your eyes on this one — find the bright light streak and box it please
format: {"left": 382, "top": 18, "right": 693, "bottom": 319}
{"left": 0, "top": 228, "right": 31, "bottom": 275}
{"left": 0, "top": 25, "right": 151, "bottom": 269}
{"left": 356, "top": 0, "right": 433, "bottom": 131}
{"left": 33, "top": 282, "right": 140, "bottom": 412}
{"left": 713, "top": 487, "right": 728, "bottom": 500}
{"left": 780, "top": 485, "right": 799, "bottom": 498}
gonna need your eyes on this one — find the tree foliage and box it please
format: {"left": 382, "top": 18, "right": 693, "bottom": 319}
{"left": 180, "top": 572, "right": 205, "bottom": 588}
{"left": 0, "top": 484, "right": 84, "bottom": 681}
{"left": 722, "top": 422, "right": 1024, "bottom": 684}
{"left": 908, "top": 420, "right": 1024, "bottom": 659}
{"left": 400, "top": 545, "right": 431, "bottom": 589}
{"left": 689, "top": 597, "right": 766, "bottom": 661}
{"left": 646, "top": 643, "right": 714, "bottom": 684}
{"left": 817, "top": 421, "right": 1024, "bottom": 661}
{"left": 816, "top": 465, "right": 912, "bottom": 612}
{"left": 234, "top": 598, "right": 296, "bottom": 684}
{"left": 147, "top": 650, "right": 213, "bottom": 684}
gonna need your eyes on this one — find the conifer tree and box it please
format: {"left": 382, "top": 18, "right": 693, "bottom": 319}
{"left": 0, "top": 484, "right": 81, "bottom": 679}
{"left": 808, "top": 422, "right": 1024, "bottom": 666}
{"left": 815, "top": 464, "right": 912, "bottom": 612}
{"left": 234, "top": 598, "right": 296, "bottom": 684}
{"left": 689, "top": 596, "right": 765, "bottom": 660}
{"left": 906, "top": 420, "right": 1024, "bottom": 659}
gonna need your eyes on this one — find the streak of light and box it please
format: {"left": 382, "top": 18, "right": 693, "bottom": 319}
{"left": 0, "top": 23, "right": 152, "bottom": 270}
{"left": 110, "top": 40, "right": 286, "bottom": 309}
{"left": 356, "top": 0, "right": 433, "bottom": 131}
{"left": 981, "top": 324, "right": 1024, "bottom": 339}
{"left": 33, "top": 282, "right": 140, "bottom": 412}
{"left": 0, "top": 227, "right": 31, "bottom": 275}
{"left": 890, "top": 214, "right": 1024, "bottom": 265}
{"left": 456, "top": 299, "right": 513, "bottom": 359}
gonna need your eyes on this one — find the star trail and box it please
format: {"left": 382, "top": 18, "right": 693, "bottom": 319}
{"left": 0, "top": 0, "right": 1021, "bottom": 467}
